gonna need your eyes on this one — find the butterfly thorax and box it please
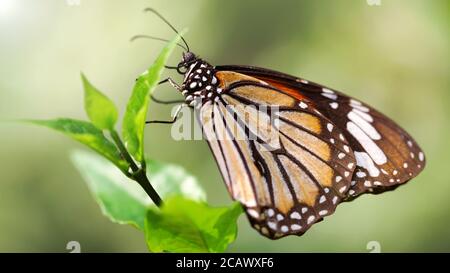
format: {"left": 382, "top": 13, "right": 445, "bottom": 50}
{"left": 179, "top": 58, "right": 222, "bottom": 107}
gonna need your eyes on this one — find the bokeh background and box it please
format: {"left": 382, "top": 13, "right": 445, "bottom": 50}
{"left": 0, "top": 0, "right": 448, "bottom": 252}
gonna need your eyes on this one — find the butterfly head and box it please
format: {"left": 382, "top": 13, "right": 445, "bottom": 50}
{"left": 174, "top": 52, "right": 198, "bottom": 74}
{"left": 181, "top": 51, "right": 196, "bottom": 65}
{"left": 177, "top": 52, "right": 221, "bottom": 107}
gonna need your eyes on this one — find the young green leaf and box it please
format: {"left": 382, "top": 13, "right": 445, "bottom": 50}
{"left": 145, "top": 197, "right": 243, "bottom": 253}
{"left": 122, "top": 30, "right": 186, "bottom": 163}
{"left": 81, "top": 73, "right": 118, "bottom": 130}
{"left": 28, "top": 119, "right": 128, "bottom": 172}
{"left": 71, "top": 150, "right": 206, "bottom": 231}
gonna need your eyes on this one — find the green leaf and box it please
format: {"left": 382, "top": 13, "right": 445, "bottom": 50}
{"left": 28, "top": 119, "right": 128, "bottom": 171}
{"left": 71, "top": 150, "right": 149, "bottom": 230}
{"left": 122, "top": 30, "right": 186, "bottom": 163}
{"left": 145, "top": 197, "right": 243, "bottom": 253}
{"left": 71, "top": 150, "right": 206, "bottom": 231}
{"left": 82, "top": 73, "right": 118, "bottom": 130}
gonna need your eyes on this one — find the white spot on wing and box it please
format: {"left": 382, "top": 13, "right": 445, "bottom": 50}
{"left": 347, "top": 122, "right": 387, "bottom": 165}
{"left": 343, "top": 145, "right": 350, "bottom": 153}
{"left": 291, "top": 224, "right": 302, "bottom": 231}
{"left": 419, "top": 152, "right": 424, "bottom": 161}
{"left": 351, "top": 104, "right": 370, "bottom": 112}
{"left": 353, "top": 108, "right": 373, "bottom": 122}
{"left": 329, "top": 102, "right": 339, "bottom": 109}
{"left": 322, "top": 92, "right": 338, "bottom": 100}
{"left": 327, "top": 123, "right": 333, "bottom": 132}
{"left": 290, "top": 212, "right": 301, "bottom": 219}
{"left": 319, "top": 195, "right": 326, "bottom": 204}
{"left": 348, "top": 111, "right": 381, "bottom": 140}
{"left": 247, "top": 209, "right": 259, "bottom": 218}
{"left": 332, "top": 196, "right": 338, "bottom": 204}
{"left": 354, "top": 151, "right": 380, "bottom": 177}
{"left": 268, "top": 221, "right": 277, "bottom": 230}
{"left": 261, "top": 227, "right": 269, "bottom": 235}
{"left": 356, "top": 171, "right": 366, "bottom": 178}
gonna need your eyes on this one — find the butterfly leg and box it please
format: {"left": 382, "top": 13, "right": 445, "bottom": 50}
{"left": 145, "top": 104, "right": 185, "bottom": 124}
{"left": 150, "top": 94, "right": 185, "bottom": 104}
{"left": 159, "top": 77, "right": 181, "bottom": 90}
{"left": 150, "top": 77, "right": 185, "bottom": 105}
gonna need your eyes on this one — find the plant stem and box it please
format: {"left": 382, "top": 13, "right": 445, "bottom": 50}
{"left": 110, "top": 130, "right": 162, "bottom": 207}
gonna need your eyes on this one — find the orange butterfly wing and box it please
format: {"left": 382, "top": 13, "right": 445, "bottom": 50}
{"left": 217, "top": 65, "right": 426, "bottom": 200}
{"left": 197, "top": 70, "right": 356, "bottom": 238}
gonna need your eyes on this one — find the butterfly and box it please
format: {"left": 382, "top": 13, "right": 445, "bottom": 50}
{"left": 143, "top": 9, "right": 426, "bottom": 239}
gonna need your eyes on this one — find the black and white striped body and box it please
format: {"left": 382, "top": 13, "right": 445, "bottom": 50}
{"left": 181, "top": 60, "right": 222, "bottom": 107}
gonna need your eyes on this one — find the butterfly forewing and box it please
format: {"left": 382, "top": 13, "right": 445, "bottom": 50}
{"left": 197, "top": 71, "right": 356, "bottom": 239}
{"left": 217, "top": 65, "right": 426, "bottom": 200}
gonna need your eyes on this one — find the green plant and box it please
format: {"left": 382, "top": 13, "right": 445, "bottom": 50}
{"left": 27, "top": 33, "right": 243, "bottom": 253}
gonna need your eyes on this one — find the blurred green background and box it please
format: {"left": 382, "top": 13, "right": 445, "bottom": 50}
{"left": 0, "top": 0, "right": 448, "bottom": 252}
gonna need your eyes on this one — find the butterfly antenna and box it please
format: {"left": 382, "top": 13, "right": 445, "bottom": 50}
{"left": 143, "top": 8, "right": 190, "bottom": 52}
{"left": 129, "top": 35, "right": 188, "bottom": 51}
